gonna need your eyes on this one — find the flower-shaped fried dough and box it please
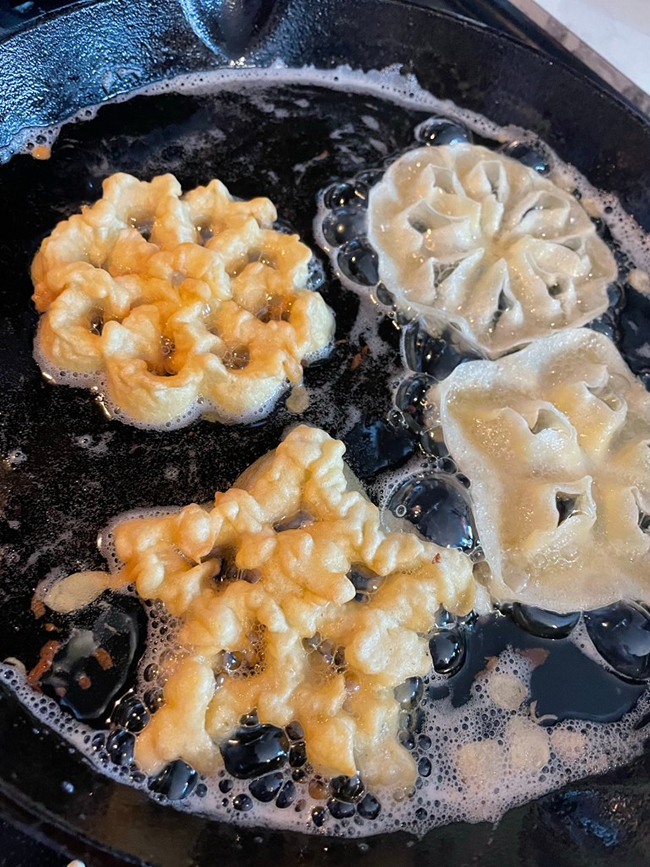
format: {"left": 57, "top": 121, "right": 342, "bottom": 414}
{"left": 32, "top": 173, "right": 334, "bottom": 426}
{"left": 436, "top": 329, "right": 650, "bottom": 611}
{"left": 59, "top": 426, "right": 477, "bottom": 787}
{"left": 368, "top": 145, "right": 617, "bottom": 357}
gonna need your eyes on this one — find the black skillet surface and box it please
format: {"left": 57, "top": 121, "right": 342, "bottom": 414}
{"left": 3, "top": 1, "right": 650, "bottom": 865}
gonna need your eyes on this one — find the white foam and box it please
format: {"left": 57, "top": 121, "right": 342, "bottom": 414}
{"left": 3, "top": 586, "right": 648, "bottom": 837}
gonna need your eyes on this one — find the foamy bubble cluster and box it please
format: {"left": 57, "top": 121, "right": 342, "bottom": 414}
{"left": 4, "top": 598, "right": 649, "bottom": 837}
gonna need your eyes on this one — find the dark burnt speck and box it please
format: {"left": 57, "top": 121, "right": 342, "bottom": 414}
{"left": 41, "top": 599, "right": 141, "bottom": 721}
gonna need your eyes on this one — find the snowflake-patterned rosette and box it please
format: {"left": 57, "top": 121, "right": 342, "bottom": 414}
{"left": 368, "top": 145, "right": 617, "bottom": 357}
{"left": 435, "top": 328, "right": 650, "bottom": 611}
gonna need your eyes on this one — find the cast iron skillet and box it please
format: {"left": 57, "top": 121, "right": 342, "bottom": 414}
{"left": 2, "top": 1, "right": 650, "bottom": 865}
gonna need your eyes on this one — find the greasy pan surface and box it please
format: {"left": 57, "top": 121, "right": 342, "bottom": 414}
{"left": 2, "top": 1, "right": 650, "bottom": 864}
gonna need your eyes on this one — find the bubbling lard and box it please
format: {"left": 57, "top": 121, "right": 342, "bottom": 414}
{"left": 31, "top": 173, "right": 334, "bottom": 427}
{"left": 435, "top": 328, "right": 650, "bottom": 611}
{"left": 367, "top": 144, "right": 617, "bottom": 357}
{"left": 47, "top": 425, "right": 479, "bottom": 787}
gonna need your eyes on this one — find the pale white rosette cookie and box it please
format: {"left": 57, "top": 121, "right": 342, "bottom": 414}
{"left": 368, "top": 145, "right": 617, "bottom": 357}
{"left": 435, "top": 328, "right": 650, "bottom": 611}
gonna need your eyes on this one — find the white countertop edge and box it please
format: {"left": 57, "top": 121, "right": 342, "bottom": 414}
{"left": 507, "top": 0, "right": 650, "bottom": 118}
